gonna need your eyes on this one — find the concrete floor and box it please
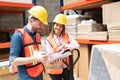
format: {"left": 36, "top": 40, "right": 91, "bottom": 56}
{"left": 43, "top": 73, "right": 81, "bottom": 80}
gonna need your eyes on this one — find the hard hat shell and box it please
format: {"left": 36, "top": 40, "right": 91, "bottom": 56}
{"left": 53, "top": 14, "right": 66, "bottom": 25}
{"left": 28, "top": 6, "right": 48, "bottom": 25}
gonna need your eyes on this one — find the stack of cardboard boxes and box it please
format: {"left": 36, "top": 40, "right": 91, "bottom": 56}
{"left": 102, "top": 1, "right": 120, "bottom": 41}
{"left": 77, "top": 20, "right": 108, "bottom": 41}
{"left": 65, "top": 14, "right": 82, "bottom": 39}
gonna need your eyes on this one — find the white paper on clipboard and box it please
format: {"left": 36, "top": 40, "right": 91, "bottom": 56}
{"left": 47, "top": 52, "right": 72, "bottom": 63}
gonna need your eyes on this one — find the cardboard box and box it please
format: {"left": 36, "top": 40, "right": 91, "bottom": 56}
{"left": 107, "top": 24, "right": 120, "bottom": 30}
{"left": 77, "top": 23, "right": 107, "bottom": 32}
{"left": 77, "top": 32, "right": 89, "bottom": 39}
{"left": 66, "top": 25, "right": 77, "bottom": 33}
{"left": 77, "top": 24, "right": 92, "bottom": 32}
{"left": 66, "top": 15, "right": 82, "bottom": 26}
{"left": 102, "top": 1, "right": 120, "bottom": 24}
{"left": 64, "top": 0, "right": 85, "bottom": 5}
{"left": 89, "top": 44, "right": 120, "bottom": 80}
{"left": 88, "top": 31, "right": 108, "bottom": 41}
{"left": 108, "top": 32, "right": 120, "bottom": 41}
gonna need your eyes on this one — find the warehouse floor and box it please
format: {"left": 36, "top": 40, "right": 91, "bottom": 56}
{"left": 43, "top": 73, "right": 81, "bottom": 80}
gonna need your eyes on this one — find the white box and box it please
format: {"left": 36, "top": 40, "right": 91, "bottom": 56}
{"left": 89, "top": 44, "right": 120, "bottom": 80}
{"left": 64, "top": 0, "right": 85, "bottom": 5}
{"left": 107, "top": 24, "right": 120, "bottom": 30}
{"left": 102, "top": 1, "right": 120, "bottom": 24}
{"left": 77, "top": 23, "right": 107, "bottom": 32}
{"left": 65, "top": 25, "right": 77, "bottom": 33}
{"left": 77, "top": 32, "right": 89, "bottom": 39}
{"left": 66, "top": 15, "right": 83, "bottom": 26}
{"left": 108, "top": 32, "right": 120, "bottom": 41}
{"left": 88, "top": 32, "right": 108, "bottom": 41}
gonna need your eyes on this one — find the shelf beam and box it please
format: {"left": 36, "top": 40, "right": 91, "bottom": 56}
{"left": 76, "top": 39, "right": 120, "bottom": 44}
{"left": 61, "top": 0, "right": 103, "bottom": 11}
{"left": 1, "top": 39, "right": 120, "bottom": 49}
{"left": 0, "top": 1, "right": 34, "bottom": 13}
{"left": 0, "top": 42, "right": 10, "bottom": 49}
{"left": 0, "top": 1, "right": 34, "bottom": 8}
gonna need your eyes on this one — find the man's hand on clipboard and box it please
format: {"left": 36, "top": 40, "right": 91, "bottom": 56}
{"left": 33, "top": 51, "right": 49, "bottom": 62}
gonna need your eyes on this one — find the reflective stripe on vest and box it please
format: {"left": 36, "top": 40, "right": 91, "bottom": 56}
{"left": 28, "top": 45, "right": 37, "bottom": 65}
{"left": 47, "top": 33, "right": 70, "bottom": 74}
{"left": 47, "top": 65, "right": 63, "bottom": 69}
{"left": 16, "top": 29, "right": 43, "bottom": 77}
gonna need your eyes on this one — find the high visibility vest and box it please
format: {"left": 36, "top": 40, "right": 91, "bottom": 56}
{"left": 47, "top": 33, "right": 70, "bottom": 74}
{"left": 15, "top": 29, "right": 44, "bottom": 77}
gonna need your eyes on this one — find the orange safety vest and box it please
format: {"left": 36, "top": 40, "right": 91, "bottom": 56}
{"left": 15, "top": 29, "right": 44, "bottom": 77}
{"left": 47, "top": 33, "right": 70, "bottom": 74}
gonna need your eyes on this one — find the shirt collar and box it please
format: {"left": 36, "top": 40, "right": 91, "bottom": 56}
{"left": 24, "top": 25, "right": 36, "bottom": 35}
{"left": 53, "top": 34, "right": 62, "bottom": 39}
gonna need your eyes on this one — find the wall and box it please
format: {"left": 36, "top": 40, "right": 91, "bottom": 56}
{"left": 36, "top": 0, "right": 60, "bottom": 22}
{"left": 0, "top": 13, "right": 23, "bottom": 31}
{"left": 36, "top": 0, "right": 61, "bottom": 36}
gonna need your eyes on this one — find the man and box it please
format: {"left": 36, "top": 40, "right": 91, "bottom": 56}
{"left": 9, "top": 5, "right": 48, "bottom": 80}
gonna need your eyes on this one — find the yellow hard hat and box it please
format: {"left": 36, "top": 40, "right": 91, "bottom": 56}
{"left": 53, "top": 14, "right": 66, "bottom": 25}
{"left": 28, "top": 5, "right": 48, "bottom": 25}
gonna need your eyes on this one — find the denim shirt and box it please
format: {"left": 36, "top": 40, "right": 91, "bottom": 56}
{"left": 9, "top": 26, "right": 43, "bottom": 80}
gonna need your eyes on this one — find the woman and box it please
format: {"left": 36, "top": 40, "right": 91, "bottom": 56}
{"left": 46, "top": 14, "right": 79, "bottom": 80}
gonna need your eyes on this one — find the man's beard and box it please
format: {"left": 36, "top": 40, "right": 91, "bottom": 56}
{"left": 34, "top": 27, "right": 41, "bottom": 33}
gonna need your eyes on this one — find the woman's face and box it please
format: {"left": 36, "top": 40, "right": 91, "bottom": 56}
{"left": 54, "top": 23, "right": 64, "bottom": 36}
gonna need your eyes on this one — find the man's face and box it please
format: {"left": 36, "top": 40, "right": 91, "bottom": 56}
{"left": 31, "top": 18, "right": 45, "bottom": 33}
